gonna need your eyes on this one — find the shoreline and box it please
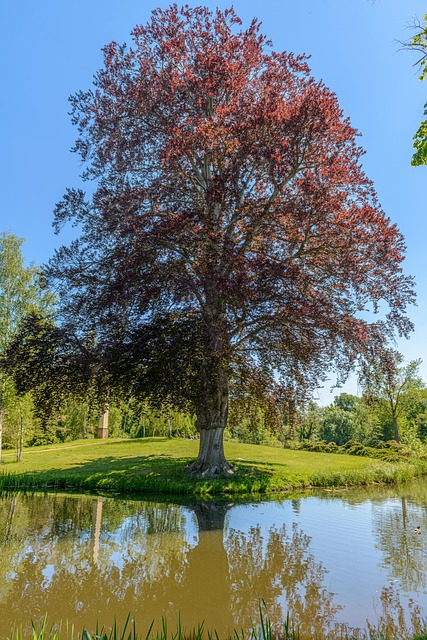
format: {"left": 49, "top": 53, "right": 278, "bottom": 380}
{"left": 0, "top": 437, "right": 425, "bottom": 497}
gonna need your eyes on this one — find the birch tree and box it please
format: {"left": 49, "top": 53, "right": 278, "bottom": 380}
{"left": 0, "top": 233, "right": 54, "bottom": 460}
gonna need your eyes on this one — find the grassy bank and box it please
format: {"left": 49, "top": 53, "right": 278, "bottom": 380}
{"left": 0, "top": 437, "right": 426, "bottom": 496}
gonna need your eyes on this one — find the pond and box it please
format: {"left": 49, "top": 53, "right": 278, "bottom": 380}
{"left": 1, "top": 480, "right": 427, "bottom": 639}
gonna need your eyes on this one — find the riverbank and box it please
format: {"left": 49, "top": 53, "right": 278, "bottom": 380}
{"left": 0, "top": 437, "right": 425, "bottom": 496}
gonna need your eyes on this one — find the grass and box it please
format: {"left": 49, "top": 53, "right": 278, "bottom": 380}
{"left": 0, "top": 437, "right": 426, "bottom": 497}
{"left": 7, "top": 610, "right": 427, "bottom": 640}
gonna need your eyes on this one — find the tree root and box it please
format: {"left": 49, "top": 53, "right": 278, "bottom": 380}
{"left": 185, "top": 459, "right": 235, "bottom": 478}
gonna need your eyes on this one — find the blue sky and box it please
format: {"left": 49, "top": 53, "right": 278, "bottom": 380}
{"left": 0, "top": 0, "right": 426, "bottom": 402}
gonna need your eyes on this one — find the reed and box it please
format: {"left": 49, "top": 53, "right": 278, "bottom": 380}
{"left": 7, "top": 609, "right": 427, "bottom": 640}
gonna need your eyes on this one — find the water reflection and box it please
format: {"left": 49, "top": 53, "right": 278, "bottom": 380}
{"left": 372, "top": 494, "right": 427, "bottom": 593}
{"left": 227, "top": 521, "right": 341, "bottom": 637}
{"left": 366, "top": 584, "right": 424, "bottom": 640}
{"left": 91, "top": 497, "right": 102, "bottom": 564}
{"left": 0, "top": 484, "right": 426, "bottom": 639}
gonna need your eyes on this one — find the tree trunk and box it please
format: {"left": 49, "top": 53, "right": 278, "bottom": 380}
{"left": 82, "top": 402, "right": 88, "bottom": 439}
{"left": 186, "top": 427, "right": 233, "bottom": 477}
{"left": 0, "top": 377, "right": 4, "bottom": 464}
{"left": 0, "top": 405, "right": 3, "bottom": 464}
{"left": 186, "top": 363, "right": 234, "bottom": 477}
{"left": 392, "top": 412, "right": 400, "bottom": 443}
{"left": 185, "top": 298, "right": 234, "bottom": 477}
{"left": 17, "top": 407, "right": 24, "bottom": 462}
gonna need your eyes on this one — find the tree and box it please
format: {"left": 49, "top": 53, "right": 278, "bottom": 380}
{"left": 319, "top": 405, "right": 355, "bottom": 446}
{"left": 405, "top": 387, "right": 427, "bottom": 441}
{"left": 294, "top": 401, "right": 324, "bottom": 442}
{"left": 3, "top": 311, "right": 109, "bottom": 437}
{"left": 320, "top": 393, "right": 380, "bottom": 446}
{"left": 49, "top": 5, "right": 414, "bottom": 475}
{"left": 0, "top": 233, "right": 54, "bottom": 461}
{"left": 400, "top": 13, "right": 427, "bottom": 165}
{"left": 4, "top": 391, "right": 34, "bottom": 461}
{"left": 359, "top": 349, "right": 424, "bottom": 443}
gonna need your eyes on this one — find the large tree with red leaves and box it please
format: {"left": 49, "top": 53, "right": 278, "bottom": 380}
{"left": 49, "top": 5, "right": 414, "bottom": 475}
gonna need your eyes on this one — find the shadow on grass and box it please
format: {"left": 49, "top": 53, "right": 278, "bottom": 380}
{"left": 0, "top": 453, "right": 278, "bottom": 497}
{"left": 96, "top": 437, "right": 170, "bottom": 446}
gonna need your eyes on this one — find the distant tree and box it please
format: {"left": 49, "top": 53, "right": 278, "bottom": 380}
{"left": 359, "top": 350, "right": 424, "bottom": 443}
{"left": 296, "top": 401, "right": 324, "bottom": 442}
{"left": 319, "top": 405, "right": 356, "bottom": 446}
{"left": 0, "top": 233, "right": 54, "bottom": 460}
{"left": 4, "top": 392, "right": 33, "bottom": 461}
{"left": 400, "top": 13, "right": 427, "bottom": 165}
{"left": 49, "top": 5, "right": 414, "bottom": 475}
{"left": 395, "top": 386, "right": 427, "bottom": 443}
{"left": 333, "top": 392, "right": 359, "bottom": 413}
{"left": 327, "top": 392, "right": 379, "bottom": 445}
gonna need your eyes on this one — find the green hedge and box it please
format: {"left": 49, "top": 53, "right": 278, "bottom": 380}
{"left": 290, "top": 439, "right": 418, "bottom": 462}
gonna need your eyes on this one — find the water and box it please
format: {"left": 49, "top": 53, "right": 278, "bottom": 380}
{"left": 1, "top": 481, "right": 427, "bottom": 639}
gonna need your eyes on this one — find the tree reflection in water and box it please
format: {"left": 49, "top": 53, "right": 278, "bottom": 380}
{"left": 372, "top": 494, "right": 427, "bottom": 593}
{"left": 226, "top": 520, "right": 341, "bottom": 637}
{"left": 0, "top": 494, "right": 341, "bottom": 638}
{"left": 0, "top": 491, "right": 425, "bottom": 640}
{"left": 366, "top": 585, "right": 424, "bottom": 640}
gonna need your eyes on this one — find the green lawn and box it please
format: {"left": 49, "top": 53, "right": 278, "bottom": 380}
{"left": 0, "top": 437, "right": 424, "bottom": 496}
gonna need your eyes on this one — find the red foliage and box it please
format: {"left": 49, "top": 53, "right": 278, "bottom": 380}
{"left": 50, "top": 6, "right": 414, "bottom": 468}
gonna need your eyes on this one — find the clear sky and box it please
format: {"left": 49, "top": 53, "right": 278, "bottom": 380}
{"left": 0, "top": 0, "right": 426, "bottom": 403}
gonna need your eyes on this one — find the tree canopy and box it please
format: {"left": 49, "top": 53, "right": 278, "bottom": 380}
{"left": 0, "top": 233, "right": 55, "bottom": 459}
{"left": 48, "top": 5, "right": 414, "bottom": 475}
{"left": 359, "top": 349, "right": 424, "bottom": 443}
{"left": 403, "top": 12, "right": 427, "bottom": 165}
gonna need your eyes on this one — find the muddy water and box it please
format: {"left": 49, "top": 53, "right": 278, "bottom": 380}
{"left": 1, "top": 481, "right": 427, "bottom": 639}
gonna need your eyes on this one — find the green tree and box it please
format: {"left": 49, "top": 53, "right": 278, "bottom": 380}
{"left": 319, "top": 405, "right": 355, "bottom": 446}
{"left": 2, "top": 387, "right": 34, "bottom": 459}
{"left": 333, "top": 392, "right": 359, "bottom": 413}
{"left": 402, "top": 13, "right": 427, "bottom": 165}
{"left": 327, "top": 393, "right": 380, "bottom": 445}
{"left": 295, "top": 401, "right": 324, "bottom": 442}
{"left": 360, "top": 350, "right": 424, "bottom": 443}
{"left": 407, "top": 387, "right": 427, "bottom": 441}
{"left": 0, "top": 233, "right": 54, "bottom": 460}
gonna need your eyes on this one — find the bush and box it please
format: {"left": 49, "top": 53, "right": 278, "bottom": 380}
{"left": 290, "top": 439, "right": 415, "bottom": 462}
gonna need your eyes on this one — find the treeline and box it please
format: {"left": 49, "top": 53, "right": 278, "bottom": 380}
{"left": 228, "top": 377, "right": 427, "bottom": 451}
{"left": 283, "top": 387, "right": 427, "bottom": 449}
{"left": 1, "top": 396, "right": 197, "bottom": 452}
{"left": 4, "top": 382, "right": 427, "bottom": 455}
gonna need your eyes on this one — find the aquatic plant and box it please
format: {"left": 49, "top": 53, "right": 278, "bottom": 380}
{"left": 7, "top": 608, "right": 427, "bottom": 640}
